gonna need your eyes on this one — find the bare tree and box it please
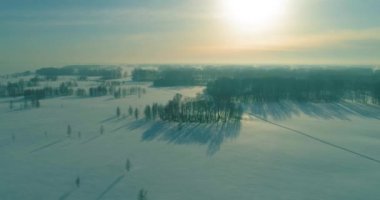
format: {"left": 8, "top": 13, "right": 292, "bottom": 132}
{"left": 144, "top": 105, "right": 152, "bottom": 121}
{"left": 134, "top": 108, "right": 139, "bottom": 120}
{"left": 67, "top": 125, "right": 72, "bottom": 137}
{"left": 116, "top": 106, "right": 121, "bottom": 118}
{"left": 75, "top": 176, "right": 80, "bottom": 188}
{"left": 128, "top": 106, "right": 133, "bottom": 116}
{"left": 125, "top": 158, "right": 131, "bottom": 172}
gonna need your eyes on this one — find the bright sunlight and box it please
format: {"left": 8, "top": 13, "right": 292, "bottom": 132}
{"left": 221, "top": 0, "right": 287, "bottom": 32}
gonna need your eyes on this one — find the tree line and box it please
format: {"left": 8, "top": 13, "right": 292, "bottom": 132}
{"left": 36, "top": 65, "right": 124, "bottom": 79}
{"left": 205, "top": 77, "right": 380, "bottom": 104}
{"left": 142, "top": 94, "right": 243, "bottom": 123}
{"left": 131, "top": 66, "right": 380, "bottom": 89}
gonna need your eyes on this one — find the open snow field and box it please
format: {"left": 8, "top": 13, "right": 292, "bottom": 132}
{"left": 1, "top": 83, "right": 380, "bottom": 200}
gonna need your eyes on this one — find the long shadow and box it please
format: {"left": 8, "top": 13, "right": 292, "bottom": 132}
{"left": 141, "top": 121, "right": 170, "bottom": 141}
{"left": 141, "top": 120, "right": 241, "bottom": 156}
{"left": 99, "top": 116, "right": 117, "bottom": 124}
{"left": 30, "top": 139, "right": 64, "bottom": 153}
{"left": 58, "top": 188, "right": 77, "bottom": 200}
{"left": 0, "top": 142, "right": 11, "bottom": 148}
{"left": 111, "top": 119, "right": 147, "bottom": 133}
{"left": 81, "top": 135, "right": 101, "bottom": 145}
{"left": 340, "top": 102, "right": 380, "bottom": 119}
{"left": 0, "top": 137, "right": 11, "bottom": 148}
{"left": 248, "top": 101, "right": 380, "bottom": 121}
{"left": 96, "top": 174, "right": 125, "bottom": 200}
{"left": 250, "top": 113, "right": 380, "bottom": 165}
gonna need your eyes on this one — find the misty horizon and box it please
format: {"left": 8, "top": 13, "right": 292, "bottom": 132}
{"left": 1, "top": 0, "right": 380, "bottom": 73}
{"left": 1, "top": 1, "right": 380, "bottom": 200}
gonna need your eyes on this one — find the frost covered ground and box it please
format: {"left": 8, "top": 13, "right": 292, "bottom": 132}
{"left": 1, "top": 81, "right": 380, "bottom": 200}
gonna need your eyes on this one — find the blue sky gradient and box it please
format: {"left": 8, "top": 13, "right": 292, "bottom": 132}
{"left": 1, "top": 0, "right": 380, "bottom": 72}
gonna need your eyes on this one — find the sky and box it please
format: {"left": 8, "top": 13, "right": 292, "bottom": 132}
{"left": 1, "top": 0, "right": 380, "bottom": 73}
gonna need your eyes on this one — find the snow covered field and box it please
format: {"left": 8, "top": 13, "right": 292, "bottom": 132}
{"left": 1, "top": 81, "right": 380, "bottom": 200}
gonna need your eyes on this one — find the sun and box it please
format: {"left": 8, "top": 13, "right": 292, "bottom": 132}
{"left": 221, "top": 0, "right": 287, "bottom": 32}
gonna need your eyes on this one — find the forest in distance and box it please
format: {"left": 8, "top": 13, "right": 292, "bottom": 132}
{"left": 132, "top": 66, "right": 380, "bottom": 104}
{"left": 2, "top": 65, "right": 380, "bottom": 107}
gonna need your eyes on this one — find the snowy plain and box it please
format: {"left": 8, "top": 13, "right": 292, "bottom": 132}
{"left": 1, "top": 79, "right": 380, "bottom": 200}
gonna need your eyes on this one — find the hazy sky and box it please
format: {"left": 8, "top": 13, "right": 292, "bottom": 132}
{"left": 1, "top": 0, "right": 380, "bottom": 73}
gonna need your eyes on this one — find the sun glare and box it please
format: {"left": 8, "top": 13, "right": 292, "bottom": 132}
{"left": 221, "top": 0, "right": 287, "bottom": 32}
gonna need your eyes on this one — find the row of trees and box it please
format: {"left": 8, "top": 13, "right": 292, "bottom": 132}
{"left": 1, "top": 81, "right": 25, "bottom": 97}
{"left": 9, "top": 98, "right": 40, "bottom": 110}
{"left": 66, "top": 124, "right": 104, "bottom": 138}
{"left": 113, "top": 87, "right": 146, "bottom": 99}
{"left": 153, "top": 68, "right": 202, "bottom": 87}
{"left": 142, "top": 94, "right": 243, "bottom": 123}
{"left": 36, "top": 65, "right": 124, "bottom": 79}
{"left": 206, "top": 77, "right": 380, "bottom": 104}
{"left": 0, "top": 79, "right": 40, "bottom": 97}
{"left": 1, "top": 80, "right": 77, "bottom": 98}
{"left": 1, "top": 68, "right": 130, "bottom": 98}
{"left": 131, "top": 68, "right": 159, "bottom": 81}
{"left": 20, "top": 83, "right": 75, "bottom": 100}
{"left": 116, "top": 106, "right": 140, "bottom": 120}
{"left": 115, "top": 94, "right": 243, "bottom": 124}
{"left": 15, "top": 84, "right": 147, "bottom": 100}
{"left": 131, "top": 66, "right": 380, "bottom": 89}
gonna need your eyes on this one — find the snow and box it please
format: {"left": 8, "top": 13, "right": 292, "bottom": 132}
{"left": 1, "top": 81, "right": 380, "bottom": 200}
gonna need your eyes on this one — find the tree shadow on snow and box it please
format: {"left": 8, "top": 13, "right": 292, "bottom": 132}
{"left": 111, "top": 119, "right": 147, "bottom": 133}
{"left": 99, "top": 116, "right": 118, "bottom": 124}
{"left": 30, "top": 139, "right": 64, "bottom": 153}
{"left": 96, "top": 174, "right": 125, "bottom": 200}
{"left": 248, "top": 101, "right": 380, "bottom": 121}
{"left": 59, "top": 187, "right": 77, "bottom": 200}
{"left": 141, "top": 120, "right": 241, "bottom": 156}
